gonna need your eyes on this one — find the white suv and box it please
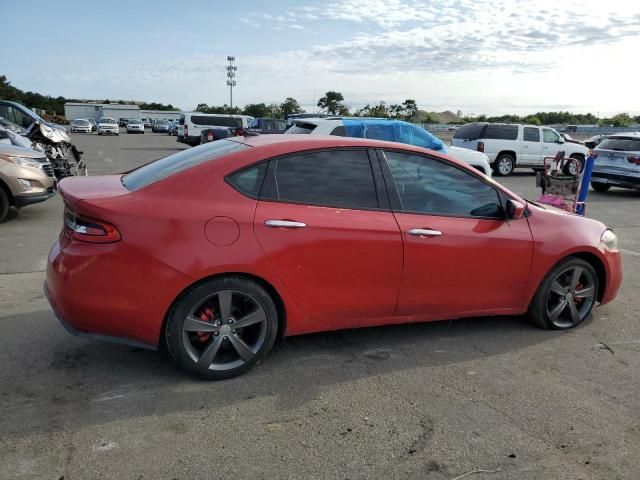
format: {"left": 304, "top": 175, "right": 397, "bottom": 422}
{"left": 452, "top": 123, "right": 589, "bottom": 176}
{"left": 286, "top": 118, "right": 493, "bottom": 177}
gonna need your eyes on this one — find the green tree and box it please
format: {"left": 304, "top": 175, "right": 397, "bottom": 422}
{"left": 317, "top": 91, "right": 346, "bottom": 115}
{"left": 243, "top": 103, "right": 270, "bottom": 118}
{"left": 401, "top": 99, "right": 418, "bottom": 120}
{"left": 280, "top": 97, "right": 304, "bottom": 117}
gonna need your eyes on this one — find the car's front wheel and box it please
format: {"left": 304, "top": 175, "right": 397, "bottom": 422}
{"left": 528, "top": 257, "right": 598, "bottom": 330}
{"left": 494, "top": 154, "right": 515, "bottom": 176}
{"left": 165, "top": 277, "right": 279, "bottom": 380}
{"left": 564, "top": 155, "right": 584, "bottom": 175}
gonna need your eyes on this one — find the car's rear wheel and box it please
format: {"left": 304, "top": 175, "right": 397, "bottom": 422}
{"left": 494, "top": 154, "right": 515, "bottom": 176}
{"left": 0, "top": 187, "right": 9, "bottom": 223}
{"left": 529, "top": 257, "right": 598, "bottom": 330}
{"left": 165, "top": 277, "right": 279, "bottom": 380}
{"left": 591, "top": 182, "right": 611, "bottom": 192}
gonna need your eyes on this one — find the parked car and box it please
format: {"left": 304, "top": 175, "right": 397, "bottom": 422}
{"left": 142, "top": 119, "right": 152, "bottom": 129}
{"left": 452, "top": 123, "right": 589, "bottom": 176}
{"left": 591, "top": 132, "right": 640, "bottom": 192}
{"left": 200, "top": 126, "right": 243, "bottom": 144}
{"left": 70, "top": 119, "right": 92, "bottom": 133}
{"left": 87, "top": 118, "right": 97, "bottom": 132}
{"left": 0, "top": 116, "right": 27, "bottom": 135}
{"left": 248, "top": 118, "right": 287, "bottom": 134}
{"left": 126, "top": 119, "right": 145, "bottom": 134}
{"left": 45, "top": 135, "right": 621, "bottom": 380}
{"left": 286, "top": 113, "right": 329, "bottom": 128}
{"left": 0, "top": 100, "right": 67, "bottom": 132}
{"left": 153, "top": 120, "right": 170, "bottom": 133}
{"left": 178, "top": 112, "right": 254, "bottom": 146}
{"left": 97, "top": 117, "right": 119, "bottom": 135}
{"left": 584, "top": 134, "right": 605, "bottom": 150}
{"left": 118, "top": 118, "right": 129, "bottom": 127}
{"left": 286, "top": 118, "right": 492, "bottom": 176}
{"left": 168, "top": 120, "right": 180, "bottom": 136}
{"left": 0, "top": 143, "right": 55, "bottom": 222}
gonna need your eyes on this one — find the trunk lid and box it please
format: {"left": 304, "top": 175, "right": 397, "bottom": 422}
{"left": 58, "top": 175, "right": 129, "bottom": 209}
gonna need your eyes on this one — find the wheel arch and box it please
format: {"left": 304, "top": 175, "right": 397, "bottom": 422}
{"left": 0, "top": 177, "right": 14, "bottom": 206}
{"left": 496, "top": 150, "right": 517, "bottom": 163}
{"left": 570, "top": 252, "right": 606, "bottom": 302}
{"left": 160, "top": 271, "right": 287, "bottom": 349}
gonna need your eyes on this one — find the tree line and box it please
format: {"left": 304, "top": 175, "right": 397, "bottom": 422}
{"left": 2, "top": 76, "right": 638, "bottom": 126}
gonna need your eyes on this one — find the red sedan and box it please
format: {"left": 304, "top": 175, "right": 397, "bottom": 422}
{"left": 45, "top": 136, "right": 622, "bottom": 379}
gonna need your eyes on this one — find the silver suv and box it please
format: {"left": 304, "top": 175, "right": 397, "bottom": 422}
{"left": 0, "top": 143, "right": 55, "bottom": 222}
{"left": 591, "top": 132, "right": 640, "bottom": 192}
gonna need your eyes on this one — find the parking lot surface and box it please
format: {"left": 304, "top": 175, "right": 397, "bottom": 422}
{"left": 1, "top": 132, "right": 639, "bottom": 479}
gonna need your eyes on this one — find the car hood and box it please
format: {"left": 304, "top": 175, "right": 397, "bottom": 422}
{"left": 0, "top": 143, "right": 47, "bottom": 160}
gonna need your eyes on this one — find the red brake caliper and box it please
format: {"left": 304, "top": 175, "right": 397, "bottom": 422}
{"left": 574, "top": 282, "right": 583, "bottom": 304}
{"left": 196, "top": 306, "right": 215, "bottom": 342}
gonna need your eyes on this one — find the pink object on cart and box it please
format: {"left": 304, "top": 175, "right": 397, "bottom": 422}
{"left": 535, "top": 151, "right": 582, "bottom": 213}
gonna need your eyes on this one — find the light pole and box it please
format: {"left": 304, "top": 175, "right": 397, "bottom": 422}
{"left": 226, "top": 56, "right": 237, "bottom": 109}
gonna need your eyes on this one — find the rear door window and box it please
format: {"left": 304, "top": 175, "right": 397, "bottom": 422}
{"left": 485, "top": 125, "right": 518, "bottom": 140}
{"left": 597, "top": 137, "right": 640, "bottom": 152}
{"left": 262, "top": 149, "right": 379, "bottom": 210}
{"left": 453, "top": 123, "right": 485, "bottom": 140}
{"left": 523, "top": 127, "right": 540, "bottom": 142}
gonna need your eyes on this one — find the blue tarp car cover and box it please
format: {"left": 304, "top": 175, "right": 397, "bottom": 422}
{"left": 342, "top": 119, "right": 447, "bottom": 153}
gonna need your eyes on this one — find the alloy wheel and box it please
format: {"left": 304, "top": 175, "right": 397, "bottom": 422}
{"left": 545, "top": 265, "right": 596, "bottom": 328}
{"left": 497, "top": 157, "right": 513, "bottom": 175}
{"left": 181, "top": 290, "right": 268, "bottom": 371}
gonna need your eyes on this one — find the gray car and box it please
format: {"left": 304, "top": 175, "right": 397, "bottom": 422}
{"left": 591, "top": 132, "right": 640, "bottom": 192}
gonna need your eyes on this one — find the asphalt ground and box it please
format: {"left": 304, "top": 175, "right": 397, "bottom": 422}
{"left": 1, "top": 131, "right": 638, "bottom": 479}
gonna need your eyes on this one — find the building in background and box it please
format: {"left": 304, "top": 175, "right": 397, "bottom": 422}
{"left": 140, "top": 110, "right": 182, "bottom": 123}
{"left": 64, "top": 103, "right": 141, "bottom": 122}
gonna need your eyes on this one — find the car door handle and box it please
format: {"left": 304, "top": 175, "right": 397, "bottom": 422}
{"left": 408, "top": 228, "right": 442, "bottom": 237}
{"left": 265, "top": 220, "right": 307, "bottom": 229}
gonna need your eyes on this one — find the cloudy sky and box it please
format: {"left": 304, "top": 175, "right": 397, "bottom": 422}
{"left": 2, "top": 0, "right": 639, "bottom": 115}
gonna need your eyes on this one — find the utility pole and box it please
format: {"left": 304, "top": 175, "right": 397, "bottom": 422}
{"left": 226, "top": 56, "right": 237, "bottom": 109}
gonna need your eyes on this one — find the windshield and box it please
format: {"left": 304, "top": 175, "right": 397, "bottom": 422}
{"left": 453, "top": 123, "right": 485, "bottom": 140}
{"left": 122, "top": 139, "right": 249, "bottom": 191}
{"left": 73, "top": 120, "right": 90, "bottom": 125}
{"left": 99, "top": 117, "right": 116, "bottom": 124}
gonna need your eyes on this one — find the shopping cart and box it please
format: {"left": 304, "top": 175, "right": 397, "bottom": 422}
{"left": 535, "top": 151, "right": 582, "bottom": 213}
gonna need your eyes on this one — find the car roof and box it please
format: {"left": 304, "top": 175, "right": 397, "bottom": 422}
{"left": 606, "top": 132, "right": 640, "bottom": 138}
{"left": 229, "top": 133, "right": 444, "bottom": 156}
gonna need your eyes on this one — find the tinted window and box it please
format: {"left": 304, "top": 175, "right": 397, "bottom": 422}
{"left": 485, "top": 125, "right": 518, "bottom": 140}
{"left": 227, "top": 162, "right": 267, "bottom": 198}
{"left": 523, "top": 127, "right": 540, "bottom": 142}
{"left": 263, "top": 150, "right": 378, "bottom": 209}
{"left": 285, "top": 123, "right": 316, "bottom": 134}
{"left": 453, "top": 123, "right": 485, "bottom": 140}
{"left": 384, "top": 151, "right": 502, "bottom": 218}
{"left": 123, "top": 139, "right": 248, "bottom": 191}
{"left": 597, "top": 137, "right": 640, "bottom": 152}
{"left": 330, "top": 126, "right": 345, "bottom": 136}
{"left": 191, "top": 115, "right": 240, "bottom": 127}
{"left": 275, "top": 120, "right": 286, "bottom": 130}
{"left": 179, "top": 114, "right": 185, "bottom": 125}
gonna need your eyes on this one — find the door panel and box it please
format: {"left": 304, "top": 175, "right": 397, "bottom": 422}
{"left": 254, "top": 202, "right": 403, "bottom": 327}
{"left": 522, "top": 127, "right": 542, "bottom": 165}
{"left": 393, "top": 214, "right": 533, "bottom": 318}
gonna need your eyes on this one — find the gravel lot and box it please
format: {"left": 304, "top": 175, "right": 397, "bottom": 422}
{"left": 1, "top": 132, "right": 639, "bottom": 479}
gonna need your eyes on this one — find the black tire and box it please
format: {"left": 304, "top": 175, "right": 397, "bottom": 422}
{"left": 0, "top": 187, "right": 9, "bottom": 223}
{"left": 563, "top": 155, "right": 584, "bottom": 175}
{"left": 591, "top": 182, "right": 611, "bottom": 192}
{"left": 165, "top": 276, "right": 279, "bottom": 380}
{"left": 528, "top": 257, "right": 599, "bottom": 330}
{"left": 494, "top": 154, "right": 515, "bottom": 176}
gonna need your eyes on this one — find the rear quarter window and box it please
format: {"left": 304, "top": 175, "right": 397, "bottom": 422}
{"left": 484, "top": 125, "right": 519, "bottom": 140}
{"left": 122, "top": 140, "right": 248, "bottom": 191}
{"left": 191, "top": 116, "right": 240, "bottom": 127}
{"left": 597, "top": 137, "right": 640, "bottom": 152}
{"left": 453, "top": 123, "right": 485, "bottom": 140}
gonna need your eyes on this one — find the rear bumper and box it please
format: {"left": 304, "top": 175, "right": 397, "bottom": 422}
{"left": 591, "top": 170, "right": 640, "bottom": 189}
{"left": 45, "top": 238, "right": 194, "bottom": 348}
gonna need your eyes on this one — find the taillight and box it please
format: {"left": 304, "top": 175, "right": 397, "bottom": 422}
{"left": 64, "top": 209, "right": 121, "bottom": 243}
{"left": 184, "top": 125, "right": 188, "bottom": 136}
{"left": 627, "top": 156, "right": 640, "bottom": 165}
{"left": 207, "top": 131, "right": 213, "bottom": 142}
{"left": 477, "top": 141, "right": 485, "bottom": 153}
{"left": 236, "top": 128, "right": 244, "bottom": 136}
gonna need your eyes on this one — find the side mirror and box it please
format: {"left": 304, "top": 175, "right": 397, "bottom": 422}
{"left": 557, "top": 136, "right": 565, "bottom": 144}
{"left": 506, "top": 199, "right": 526, "bottom": 220}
